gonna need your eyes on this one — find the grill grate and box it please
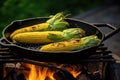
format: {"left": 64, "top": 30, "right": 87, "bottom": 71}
{"left": 0, "top": 44, "right": 115, "bottom": 63}
{"left": 0, "top": 44, "right": 117, "bottom": 80}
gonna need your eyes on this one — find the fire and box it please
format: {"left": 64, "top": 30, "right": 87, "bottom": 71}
{"left": 21, "top": 63, "right": 81, "bottom": 80}
{"left": 26, "top": 64, "right": 55, "bottom": 80}
{"left": 65, "top": 65, "right": 82, "bottom": 78}
{"left": 4, "top": 62, "right": 102, "bottom": 80}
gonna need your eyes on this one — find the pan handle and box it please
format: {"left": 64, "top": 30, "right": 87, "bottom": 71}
{"left": 93, "top": 23, "right": 120, "bottom": 41}
{"left": 0, "top": 37, "right": 15, "bottom": 48}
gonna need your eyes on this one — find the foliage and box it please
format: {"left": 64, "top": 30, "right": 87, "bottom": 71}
{"left": 0, "top": 0, "right": 106, "bottom": 37}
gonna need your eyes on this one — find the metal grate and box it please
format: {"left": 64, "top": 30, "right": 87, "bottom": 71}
{"left": 0, "top": 43, "right": 116, "bottom": 80}
{"left": 0, "top": 44, "right": 115, "bottom": 63}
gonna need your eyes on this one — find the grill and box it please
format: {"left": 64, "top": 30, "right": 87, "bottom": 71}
{"left": 0, "top": 42, "right": 120, "bottom": 80}
{"left": 0, "top": 1, "right": 120, "bottom": 80}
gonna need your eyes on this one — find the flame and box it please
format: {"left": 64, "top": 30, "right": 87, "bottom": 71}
{"left": 26, "top": 64, "right": 55, "bottom": 80}
{"left": 65, "top": 65, "right": 82, "bottom": 77}
{"left": 22, "top": 63, "right": 82, "bottom": 80}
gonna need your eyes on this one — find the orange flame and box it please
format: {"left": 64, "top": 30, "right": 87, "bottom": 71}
{"left": 65, "top": 65, "right": 82, "bottom": 78}
{"left": 22, "top": 63, "right": 81, "bottom": 80}
{"left": 26, "top": 64, "right": 55, "bottom": 80}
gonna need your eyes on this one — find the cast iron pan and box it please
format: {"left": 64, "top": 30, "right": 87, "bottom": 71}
{"left": 0, "top": 18, "right": 120, "bottom": 63}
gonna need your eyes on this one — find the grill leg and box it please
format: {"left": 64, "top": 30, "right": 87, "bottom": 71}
{"left": 0, "top": 63, "right": 4, "bottom": 80}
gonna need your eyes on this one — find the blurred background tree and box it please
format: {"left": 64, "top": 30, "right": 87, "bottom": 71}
{"left": 0, "top": 0, "right": 106, "bottom": 37}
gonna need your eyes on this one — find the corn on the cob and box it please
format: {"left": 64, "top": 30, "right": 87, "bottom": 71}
{"left": 12, "top": 28, "right": 86, "bottom": 44}
{"left": 12, "top": 31, "right": 64, "bottom": 44}
{"left": 10, "top": 12, "right": 69, "bottom": 39}
{"left": 40, "top": 35, "right": 100, "bottom": 51}
{"left": 40, "top": 38, "right": 83, "bottom": 51}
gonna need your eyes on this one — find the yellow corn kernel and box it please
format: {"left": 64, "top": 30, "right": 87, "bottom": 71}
{"left": 40, "top": 39, "right": 83, "bottom": 51}
{"left": 12, "top": 31, "right": 63, "bottom": 44}
{"left": 10, "top": 23, "right": 49, "bottom": 39}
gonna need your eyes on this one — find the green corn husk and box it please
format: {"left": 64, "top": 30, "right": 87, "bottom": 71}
{"left": 47, "top": 12, "right": 65, "bottom": 24}
{"left": 74, "top": 35, "right": 101, "bottom": 50}
{"left": 63, "top": 28, "right": 86, "bottom": 39}
{"left": 46, "top": 12, "right": 69, "bottom": 31}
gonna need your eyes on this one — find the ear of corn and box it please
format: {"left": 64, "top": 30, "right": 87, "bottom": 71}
{"left": 40, "top": 35, "right": 100, "bottom": 51}
{"left": 40, "top": 38, "right": 83, "bottom": 51}
{"left": 12, "top": 31, "right": 64, "bottom": 44}
{"left": 10, "top": 12, "right": 69, "bottom": 39}
{"left": 12, "top": 28, "right": 86, "bottom": 44}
